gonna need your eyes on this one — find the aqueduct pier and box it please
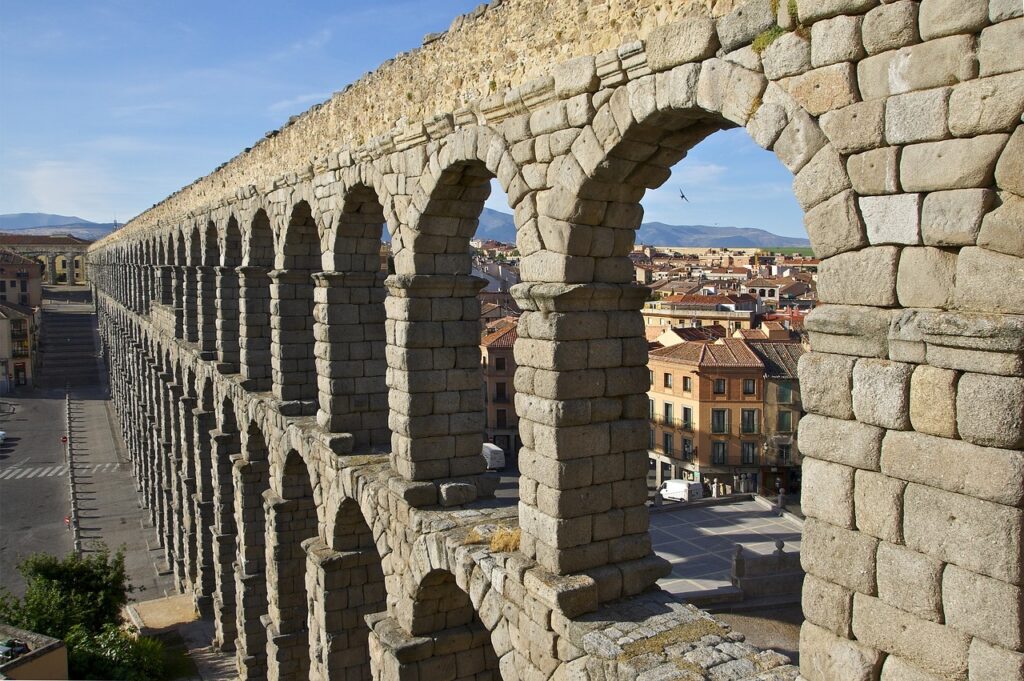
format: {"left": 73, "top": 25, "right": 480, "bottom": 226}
{"left": 88, "top": 1, "right": 1023, "bottom": 679}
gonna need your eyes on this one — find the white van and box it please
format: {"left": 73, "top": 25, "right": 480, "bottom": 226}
{"left": 657, "top": 479, "right": 703, "bottom": 503}
{"left": 481, "top": 443, "right": 506, "bottom": 471}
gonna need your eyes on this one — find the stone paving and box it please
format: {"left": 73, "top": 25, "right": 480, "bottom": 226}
{"left": 652, "top": 500, "right": 803, "bottom": 600}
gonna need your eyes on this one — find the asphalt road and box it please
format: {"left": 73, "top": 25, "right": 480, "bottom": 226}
{"left": 0, "top": 392, "right": 73, "bottom": 595}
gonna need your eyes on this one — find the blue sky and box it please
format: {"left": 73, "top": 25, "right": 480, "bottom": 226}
{"left": 0, "top": 0, "right": 805, "bottom": 238}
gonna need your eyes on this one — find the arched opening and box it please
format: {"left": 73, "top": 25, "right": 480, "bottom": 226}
{"left": 307, "top": 498, "right": 386, "bottom": 680}
{"left": 372, "top": 569, "right": 499, "bottom": 680}
{"left": 199, "top": 221, "right": 222, "bottom": 358}
{"left": 183, "top": 226, "right": 203, "bottom": 343}
{"left": 233, "top": 421, "right": 271, "bottom": 679}
{"left": 271, "top": 201, "right": 319, "bottom": 412}
{"left": 316, "top": 184, "right": 389, "bottom": 446}
{"left": 218, "top": 216, "right": 243, "bottom": 372}
{"left": 238, "top": 210, "right": 275, "bottom": 391}
{"left": 387, "top": 155, "right": 508, "bottom": 498}
{"left": 172, "top": 232, "right": 187, "bottom": 338}
{"left": 264, "top": 449, "right": 318, "bottom": 680}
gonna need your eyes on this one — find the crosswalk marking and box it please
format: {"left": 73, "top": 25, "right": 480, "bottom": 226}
{"left": 0, "top": 462, "right": 123, "bottom": 480}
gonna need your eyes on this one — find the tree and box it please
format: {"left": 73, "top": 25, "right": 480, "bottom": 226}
{"left": 0, "top": 546, "right": 168, "bottom": 680}
{"left": 0, "top": 546, "right": 130, "bottom": 638}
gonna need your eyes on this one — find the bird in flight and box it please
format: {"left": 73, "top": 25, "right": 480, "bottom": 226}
{"left": 678, "top": 188, "right": 689, "bottom": 202}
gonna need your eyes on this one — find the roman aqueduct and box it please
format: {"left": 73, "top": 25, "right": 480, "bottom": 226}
{"left": 87, "top": 0, "right": 1023, "bottom": 679}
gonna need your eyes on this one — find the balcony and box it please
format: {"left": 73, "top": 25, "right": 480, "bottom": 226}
{"left": 651, "top": 415, "right": 693, "bottom": 431}
{"left": 650, "top": 443, "right": 695, "bottom": 463}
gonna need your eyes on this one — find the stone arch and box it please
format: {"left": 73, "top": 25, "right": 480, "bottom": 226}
{"left": 270, "top": 201, "right": 319, "bottom": 410}
{"left": 191, "top": 375, "right": 218, "bottom": 616}
{"left": 313, "top": 182, "right": 390, "bottom": 443}
{"left": 215, "top": 216, "right": 243, "bottom": 372}
{"left": 264, "top": 447, "right": 319, "bottom": 680}
{"left": 198, "top": 220, "right": 222, "bottom": 356}
{"left": 303, "top": 496, "right": 387, "bottom": 680}
{"left": 374, "top": 568, "right": 500, "bottom": 681}
{"left": 233, "top": 420, "right": 272, "bottom": 680}
{"left": 238, "top": 209, "right": 275, "bottom": 391}
{"left": 210, "top": 394, "right": 242, "bottom": 651}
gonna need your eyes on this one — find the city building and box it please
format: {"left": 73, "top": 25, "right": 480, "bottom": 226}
{"left": 0, "top": 234, "right": 91, "bottom": 284}
{"left": 643, "top": 293, "right": 760, "bottom": 334}
{"left": 0, "top": 302, "right": 40, "bottom": 391}
{"left": 480, "top": 319, "right": 520, "bottom": 462}
{"left": 748, "top": 340, "right": 806, "bottom": 494}
{"left": 0, "top": 249, "right": 43, "bottom": 307}
{"left": 647, "top": 339, "right": 766, "bottom": 490}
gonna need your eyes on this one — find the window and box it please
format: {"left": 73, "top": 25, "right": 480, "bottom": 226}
{"left": 778, "top": 444, "right": 792, "bottom": 464}
{"left": 663, "top": 402, "right": 673, "bottom": 424}
{"left": 664, "top": 373, "right": 673, "bottom": 389}
{"left": 741, "top": 409, "right": 758, "bottom": 434}
{"left": 495, "top": 382, "right": 507, "bottom": 402}
{"left": 649, "top": 429, "right": 655, "bottom": 449}
{"left": 663, "top": 432, "right": 674, "bottom": 455}
{"left": 777, "top": 382, "right": 793, "bottom": 404}
{"left": 495, "top": 356, "right": 506, "bottom": 371}
{"left": 713, "top": 378, "right": 726, "bottom": 395}
{"left": 778, "top": 410, "right": 793, "bottom": 432}
{"left": 711, "top": 409, "right": 728, "bottom": 434}
{"left": 683, "top": 376, "right": 692, "bottom": 392}
{"left": 712, "top": 441, "right": 727, "bottom": 464}
{"left": 648, "top": 399, "right": 655, "bottom": 419}
{"left": 682, "top": 406, "right": 693, "bottom": 429}
{"left": 743, "top": 378, "right": 756, "bottom": 395}
{"left": 0, "top": 281, "right": 6, "bottom": 292}
{"left": 682, "top": 438, "right": 693, "bottom": 458}
{"left": 496, "top": 409, "right": 508, "bottom": 429}
{"left": 741, "top": 442, "right": 758, "bottom": 464}
{"left": 19, "top": 280, "right": 26, "bottom": 292}
{"left": 649, "top": 369, "right": 654, "bottom": 387}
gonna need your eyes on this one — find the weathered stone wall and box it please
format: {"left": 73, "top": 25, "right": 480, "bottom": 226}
{"left": 89, "top": 0, "right": 1023, "bottom": 679}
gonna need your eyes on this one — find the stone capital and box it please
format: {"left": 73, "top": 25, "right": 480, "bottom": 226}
{"left": 511, "top": 281, "right": 650, "bottom": 312}
{"left": 384, "top": 273, "right": 486, "bottom": 298}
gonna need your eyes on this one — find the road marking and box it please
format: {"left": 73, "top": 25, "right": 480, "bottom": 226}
{"left": 0, "top": 463, "right": 121, "bottom": 480}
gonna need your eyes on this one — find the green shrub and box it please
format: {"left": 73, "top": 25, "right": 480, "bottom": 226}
{"left": 66, "top": 624, "right": 166, "bottom": 681}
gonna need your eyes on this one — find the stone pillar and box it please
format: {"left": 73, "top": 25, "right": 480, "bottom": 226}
{"left": 197, "top": 265, "right": 218, "bottom": 359}
{"left": 47, "top": 254, "right": 58, "bottom": 285}
{"left": 312, "top": 271, "right": 388, "bottom": 445}
{"left": 215, "top": 266, "right": 241, "bottom": 374}
{"left": 262, "top": 490, "right": 315, "bottom": 681}
{"left": 171, "top": 266, "right": 186, "bottom": 338}
{"left": 384, "top": 273, "right": 487, "bottom": 506}
{"left": 211, "top": 431, "right": 239, "bottom": 652}
{"left": 233, "top": 455, "right": 269, "bottom": 681}
{"left": 192, "top": 408, "right": 217, "bottom": 618}
{"left": 65, "top": 252, "right": 74, "bottom": 284}
{"left": 237, "top": 266, "right": 272, "bottom": 391}
{"left": 183, "top": 266, "right": 200, "bottom": 343}
{"left": 512, "top": 282, "right": 668, "bottom": 597}
{"left": 269, "top": 269, "right": 317, "bottom": 415}
{"left": 157, "top": 265, "right": 173, "bottom": 306}
{"left": 177, "top": 394, "right": 198, "bottom": 593}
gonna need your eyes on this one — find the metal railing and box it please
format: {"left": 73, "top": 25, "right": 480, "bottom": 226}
{"left": 65, "top": 394, "right": 81, "bottom": 556}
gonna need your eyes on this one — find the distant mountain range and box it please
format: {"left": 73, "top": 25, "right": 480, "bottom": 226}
{"left": 2, "top": 209, "right": 809, "bottom": 249}
{"left": 476, "top": 208, "right": 808, "bottom": 248}
{"left": 0, "top": 213, "right": 118, "bottom": 241}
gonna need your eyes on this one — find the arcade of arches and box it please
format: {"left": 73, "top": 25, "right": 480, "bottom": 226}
{"left": 89, "top": 1, "right": 1023, "bottom": 679}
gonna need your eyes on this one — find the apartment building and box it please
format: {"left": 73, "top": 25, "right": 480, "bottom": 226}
{"left": 647, "top": 337, "right": 804, "bottom": 495}
{"left": 481, "top": 320, "right": 520, "bottom": 462}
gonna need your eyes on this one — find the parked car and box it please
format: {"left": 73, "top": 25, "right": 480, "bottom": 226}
{"left": 0, "top": 431, "right": 7, "bottom": 445}
{"left": 656, "top": 479, "right": 703, "bottom": 503}
{"left": 481, "top": 443, "right": 506, "bottom": 471}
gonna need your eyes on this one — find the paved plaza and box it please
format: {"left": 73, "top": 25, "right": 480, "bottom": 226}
{"left": 651, "top": 499, "right": 803, "bottom": 601}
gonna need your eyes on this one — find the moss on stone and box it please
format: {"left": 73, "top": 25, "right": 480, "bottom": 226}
{"left": 752, "top": 26, "right": 787, "bottom": 54}
{"left": 617, "top": 618, "right": 730, "bottom": 662}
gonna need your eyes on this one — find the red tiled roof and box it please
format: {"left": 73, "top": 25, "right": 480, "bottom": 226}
{"left": 650, "top": 339, "right": 764, "bottom": 368}
{"left": 0, "top": 233, "right": 93, "bottom": 246}
{"left": 0, "top": 248, "right": 41, "bottom": 267}
{"left": 481, "top": 323, "right": 517, "bottom": 348}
